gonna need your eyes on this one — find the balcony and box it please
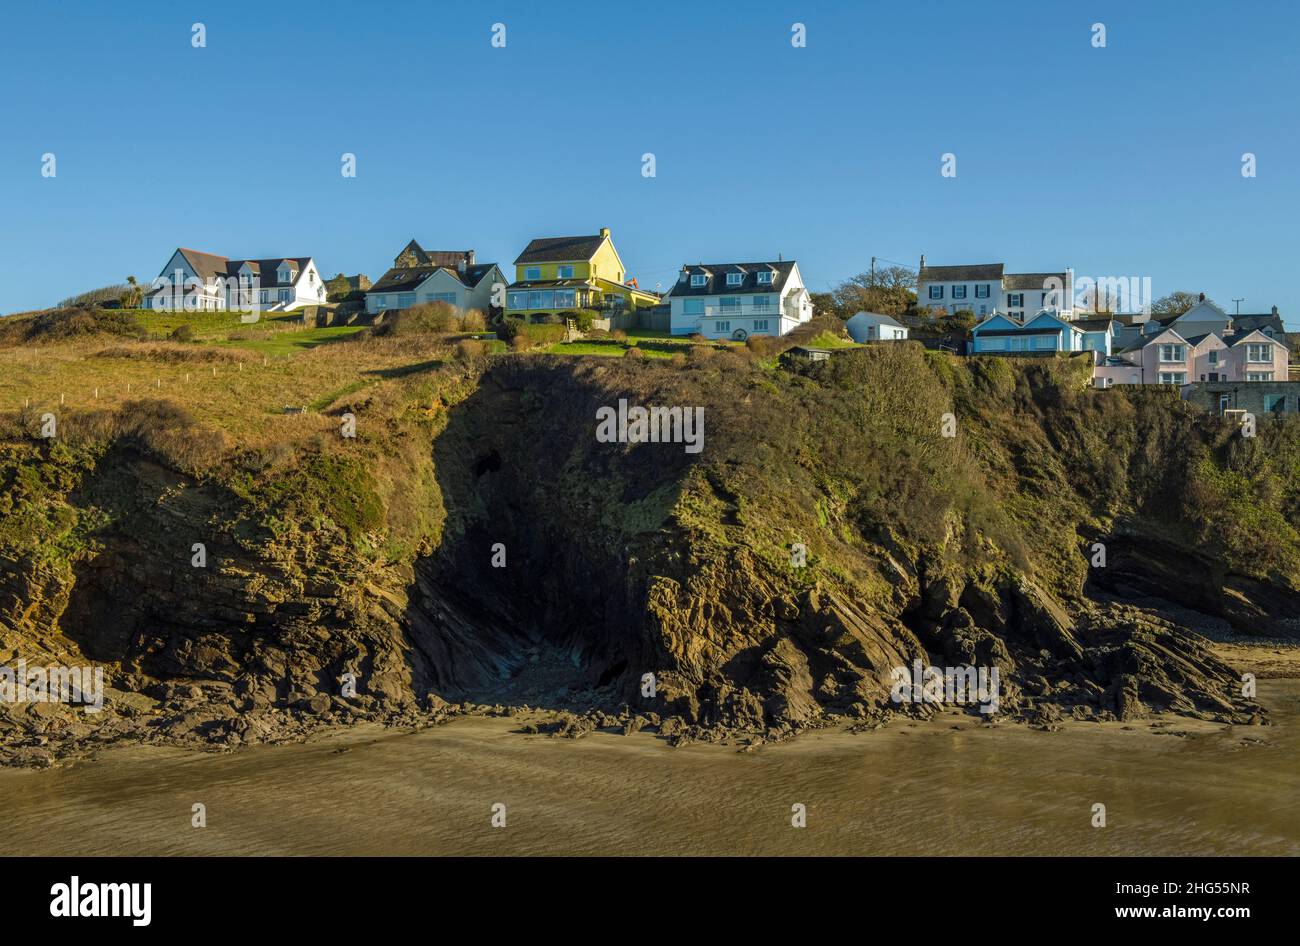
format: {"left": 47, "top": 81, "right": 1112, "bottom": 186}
{"left": 699, "top": 303, "right": 782, "bottom": 318}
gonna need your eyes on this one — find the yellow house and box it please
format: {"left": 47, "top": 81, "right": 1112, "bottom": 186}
{"left": 506, "top": 227, "right": 660, "bottom": 322}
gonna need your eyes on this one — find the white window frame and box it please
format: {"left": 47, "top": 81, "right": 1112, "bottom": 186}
{"left": 1246, "top": 343, "right": 1271, "bottom": 363}
{"left": 716, "top": 321, "right": 730, "bottom": 333}
{"left": 929, "top": 285, "right": 943, "bottom": 300}
{"left": 753, "top": 319, "right": 769, "bottom": 332}
{"left": 557, "top": 265, "right": 574, "bottom": 279}
{"left": 975, "top": 284, "right": 990, "bottom": 299}
{"left": 690, "top": 274, "right": 707, "bottom": 287}
{"left": 524, "top": 266, "right": 541, "bottom": 280}
{"left": 1159, "top": 343, "right": 1186, "bottom": 362}
{"left": 726, "top": 273, "right": 743, "bottom": 286}
{"left": 952, "top": 285, "right": 967, "bottom": 300}
{"left": 757, "top": 271, "right": 773, "bottom": 285}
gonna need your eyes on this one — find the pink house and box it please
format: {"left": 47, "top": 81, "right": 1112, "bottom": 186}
{"left": 1094, "top": 300, "right": 1290, "bottom": 387}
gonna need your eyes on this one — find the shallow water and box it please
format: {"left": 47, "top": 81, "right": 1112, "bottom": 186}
{"left": 2, "top": 682, "right": 1297, "bottom": 856}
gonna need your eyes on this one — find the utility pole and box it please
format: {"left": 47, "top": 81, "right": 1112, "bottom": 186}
{"left": 870, "top": 256, "right": 876, "bottom": 286}
{"left": 1232, "top": 297, "right": 1244, "bottom": 316}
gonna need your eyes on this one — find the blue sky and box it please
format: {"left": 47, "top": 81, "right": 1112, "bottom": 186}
{"left": 1, "top": 0, "right": 1297, "bottom": 324}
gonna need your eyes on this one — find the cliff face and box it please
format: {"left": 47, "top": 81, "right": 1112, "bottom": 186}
{"left": 1, "top": 345, "right": 1296, "bottom": 763}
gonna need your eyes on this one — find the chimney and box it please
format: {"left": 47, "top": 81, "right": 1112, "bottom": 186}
{"left": 1199, "top": 292, "right": 1205, "bottom": 302}
{"left": 465, "top": 250, "right": 475, "bottom": 269}
{"left": 1272, "top": 305, "right": 1279, "bottom": 315}
{"left": 599, "top": 227, "right": 610, "bottom": 240}
{"left": 919, "top": 253, "right": 925, "bottom": 273}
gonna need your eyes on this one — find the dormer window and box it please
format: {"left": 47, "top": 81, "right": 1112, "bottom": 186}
{"left": 757, "top": 271, "right": 773, "bottom": 285}
{"left": 690, "top": 274, "right": 707, "bottom": 287}
{"left": 726, "top": 273, "right": 743, "bottom": 286}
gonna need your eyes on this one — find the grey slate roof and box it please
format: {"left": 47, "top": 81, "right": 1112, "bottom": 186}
{"left": 515, "top": 234, "right": 607, "bottom": 264}
{"left": 159, "top": 249, "right": 314, "bottom": 289}
{"left": 919, "top": 263, "right": 1003, "bottom": 283}
{"left": 368, "top": 262, "right": 497, "bottom": 294}
{"left": 667, "top": 261, "right": 795, "bottom": 297}
{"left": 1003, "top": 272, "right": 1068, "bottom": 291}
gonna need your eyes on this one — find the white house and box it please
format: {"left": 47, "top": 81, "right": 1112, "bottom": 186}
{"left": 846, "top": 311, "right": 909, "bottom": 342}
{"left": 665, "top": 260, "right": 813, "bottom": 339}
{"left": 365, "top": 243, "right": 503, "bottom": 314}
{"left": 147, "top": 247, "right": 327, "bottom": 312}
{"left": 917, "top": 258, "right": 1075, "bottom": 321}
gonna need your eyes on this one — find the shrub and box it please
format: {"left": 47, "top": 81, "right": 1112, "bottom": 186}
{"left": 745, "top": 335, "right": 772, "bottom": 357}
{"left": 454, "top": 339, "right": 485, "bottom": 362}
{"left": 510, "top": 335, "right": 532, "bottom": 352}
{"left": 623, "top": 346, "right": 645, "bottom": 360}
{"left": 670, "top": 352, "right": 688, "bottom": 367}
{"left": 169, "top": 324, "right": 194, "bottom": 343}
{"left": 521, "top": 323, "right": 565, "bottom": 345}
{"left": 459, "top": 308, "right": 487, "bottom": 332}
{"left": 688, "top": 344, "right": 717, "bottom": 362}
{"left": 689, "top": 333, "right": 706, "bottom": 343}
{"left": 497, "top": 316, "right": 524, "bottom": 342}
{"left": 611, "top": 329, "right": 628, "bottom": 343}
{"left": 374, "top": 301, "right": 458, "bottom": 337}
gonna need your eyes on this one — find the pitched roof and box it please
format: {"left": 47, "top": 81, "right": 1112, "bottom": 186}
{"left": 398, "top": 241, "right": 475, "bottom": 269}
{"left": 368, "top": 262, "right": 499, "bottom": 294}
{"left": 1003, "top": 272, "right": 1068, "bottom": 291}
{"left": 1233, "top": 313, "right": 1285, "bottom": 336}
{"left": 515, "top": 234, "right": 607, "bottom": 264}
{"left": 1073, "top": 318, "right": 1116, "bottom": 332}
{"left": 667, "top": 261, "right": 796, "bottom": 297}
{"left": 160, "top": 249, "right": 314, "bottom": 289}
{"left": 919, "top": 263, "right": 1003, "bottom": 283}
{"left": 848, "top": 311, "right": 904, "bottom": 328}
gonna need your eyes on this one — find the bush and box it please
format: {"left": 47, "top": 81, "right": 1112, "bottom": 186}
{"left": 611, "top": 329, "right": 628, "bottom": 343}
{"left": 374, "top": 301, "right": 458, "bottom": 337}
{"left": 497, "top": 316, "right": 525, "bottom": 342}
{"left": 510, "top": 335, "right": 532, "bottom": 352}
{"left": 745, "top": 335, "right": 772, "bottom": 357}
{"left": 689, "top": 333, "right": 706, "bottom": 343}
{"left": 688, "top": 344, "right": 717, "bottom": 362}
{"left": 169, "top": 324, "right": 194, "bottom": 343}
{"left": 520, "top": 323, "right": 566, "bottom": 345}
{"left": 454, "top": 339, "right": 485, "bottom": 362}
{"left": 460, "top": 308, "right": 487, "bottom": 332}
{"left": 623, "top": 346, "right": 645, "bottom": 360}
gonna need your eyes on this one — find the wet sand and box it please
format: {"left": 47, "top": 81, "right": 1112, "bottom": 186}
{"left": 2, "top": 681, "right": 1296, "bottom": 856}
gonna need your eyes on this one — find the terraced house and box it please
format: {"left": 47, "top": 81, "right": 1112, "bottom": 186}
{"left": 1094, "top": 298, "right": 1290, "bottom": 387}
{"left": 365, "top": 241, "right": 504, "bottom": 315}
{"left": 505, "top": 228, "right": 659, "bottom": 323}
{"left": 665, "top": 260, "right": 813, "bottom": 340}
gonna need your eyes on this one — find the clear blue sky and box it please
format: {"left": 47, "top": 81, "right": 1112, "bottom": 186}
{"left": 1, "top": 0, "right": 1297, "bottom": 325}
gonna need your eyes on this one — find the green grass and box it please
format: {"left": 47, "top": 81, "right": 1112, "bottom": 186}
{"left": 808, "top": 331, "right": 860, "bottom": 349}
{"left": 544, "top": 340, "right": 676, "bottom": 359}
{"left": 215, "top": 325, "right": 366, "bottom": 356}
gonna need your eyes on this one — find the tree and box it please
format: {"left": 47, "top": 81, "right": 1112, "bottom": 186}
{"left": 831, "top": 264, "right": 917, "bottom": 316}
{"left": 809, "top": 291, "right": 840, "bottom": 320}
{"left": 120, "top": 275, "right": 143, "bottom": 309}
{"left": 1150, "top": 291, "right": 1211, "bottom": 318}
{"left": 325, "top": 273, "right": 353, "bottom": 302}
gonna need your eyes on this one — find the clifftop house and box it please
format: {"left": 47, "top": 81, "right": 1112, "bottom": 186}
{"left": 365, "top": 240, "right": 504, "bottom": 315}
{"left": 918, "top": 258, "right": 1075, "bottom": 321}
{"left": 147, "top": 247, "right": 326, "bottom": 311}
{"left": 665, "top": 260, "right": 813, "bottom": 339}
{"left": 505, "top": 227, "right": 659, "bottom": 323}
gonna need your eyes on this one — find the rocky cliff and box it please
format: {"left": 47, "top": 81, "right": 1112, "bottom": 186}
{"left": 2, "top": 345, "right": 1296, "bottom": 764}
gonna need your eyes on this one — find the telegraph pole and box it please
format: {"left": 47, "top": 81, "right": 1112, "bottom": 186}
{"left": 1232, "top": 297, "right": 1244, "bottom": 315}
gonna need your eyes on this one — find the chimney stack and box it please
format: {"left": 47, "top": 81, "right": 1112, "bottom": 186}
{"left": 1199, "top": 292, "right": 1205, "bottom": 302}
{"left": 599, "top": 227, "right": 610, "bottom": 240}
{"left": 919, "top": 253, "right": 925, "bottom": 273}
{"left": 1272, "top": 305, "right": 1279, "bottom": 315}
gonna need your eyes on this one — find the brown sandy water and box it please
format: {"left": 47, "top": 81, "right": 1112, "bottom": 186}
{"left": 2, "top": 681, "right": 1297, "bottom": 856}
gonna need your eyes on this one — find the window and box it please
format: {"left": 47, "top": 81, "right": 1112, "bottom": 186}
{"left": 428, "top": 292, "right": 458, "bottom": 305}
{"left": 726, "top": 273, "right": 743, "bottom": 286}
{"left": 557, "top": 265, "right": 574, "bottom": 279}
{"left": 1158, "top": 372, "right": 1186, "bottom": 385}
{"left": 1007, "top": 293, "right": 1024, "bottom": 308}
{"left": 397, "top": 293, "right": 416, "bottom": 307}
{"left": 524, "top": 266, "right": 541, "bottom": 280}
{"left": 1207, "top": 349, "right": 1218, "bottom": 365}
{"left": 691, "top": 274, "right": 707, "bottom": 287}
{"left": 978, "top": 305, "right": 987, "bottom": 315}
{"left": 1031, "top": 334, "right": 1056, "bottom": 350}
{"left": 1218, "top": 394, "right": 1232, "bottom": 414}
{"left": 528, "top": 291, "right": 544, "bottom": 308}
{"left": 605, "top": 293, "right": 624, "bottom": 309}
{"left": 1247, "top": 372, "right": 1275, "bottom": 382}
{"left": 720, "top": 297, "right": 741, "bottom": 311}
{"left": 929, "top": 285, "right": 943, "bottom": 300}
{"left": 278, "top": 289, "right": 290, "bottom": 302}
{"left": 1265, "top": 394, "right": 1286, "bottom": 413}
{"left": 1158, "top": 344, "right": 1186, "bottom": 362}
{"left": 757, "top": 271, "right": 773, "bottom": 284}
{"left": 683, "top": 299, "right": 704, "bottom": 316}
{"left": 753, "top": 319, "right": 769, "bottom": 332}
{"left": 1246, "top": 343, "right": 1271, "bottom": 363}
{"left": 507, "top": 291, "right": 527, "bottom": 309}
{"left": 975, "top": 284, "right": 990, "bottom": 299}
{"left": 260, "top": 290, "right": 270, "bottom": 303}
{"left": 554, "top": 289, "right": 576, "bottom": 307}
{"left": 952, "top": 285, "right": 967, "bottom": 300}
{"left": 716, "top": 321, "right": 730, "bottom": 333}
{"left": 752, "top": 295, "right": 772, "bottom": 310}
